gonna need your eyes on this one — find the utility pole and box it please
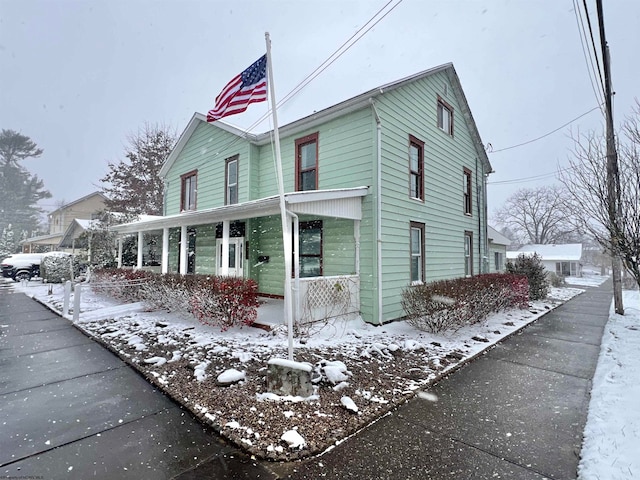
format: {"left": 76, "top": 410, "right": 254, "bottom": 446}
{"left": 596, "top": 0, "right": 624, "bottom": 314}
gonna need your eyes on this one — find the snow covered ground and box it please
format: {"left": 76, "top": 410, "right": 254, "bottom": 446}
{"left": 10, "top": 273, "right": 635, "bottom": 468}
{"left": 578, "top": 288, "right": 640, "bottom": 480}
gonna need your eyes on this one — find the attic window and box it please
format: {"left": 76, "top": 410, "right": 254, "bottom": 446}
{"left": 437, "top": 96, "right": 454, "bottom": 136}
{"left": 443, "top": 84, "right": 448, "bottom": 96}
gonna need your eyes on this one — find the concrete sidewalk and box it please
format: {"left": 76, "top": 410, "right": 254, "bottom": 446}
{"left": 0, "top": 285, "right": 274, "bottom": 479}
{"left": 267, "top": 281, "right": 612, "bottom": 479}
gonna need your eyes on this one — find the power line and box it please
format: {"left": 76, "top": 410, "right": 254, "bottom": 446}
{"left": 581, "top": 0, "right": 605, "bottom": 93}
{"left": 573, "top": 0, "right": 605, "bottom": 111}
{"left": 487, "top": 166, "right": 574, "bottom": 186}
{"left": 194, "top": 0, "right": 404, "bottom": 168}
{"left": 488, "top": 105, "right": 601, "bottom": 154}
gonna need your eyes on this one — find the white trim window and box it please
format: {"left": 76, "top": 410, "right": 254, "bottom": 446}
{"left": 410, "top": 222, "right": 425, "bottom": 284}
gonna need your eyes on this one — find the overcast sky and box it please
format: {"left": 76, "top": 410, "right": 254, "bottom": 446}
{"left": 1, "top": 0, "right": 638, "bottom": 220}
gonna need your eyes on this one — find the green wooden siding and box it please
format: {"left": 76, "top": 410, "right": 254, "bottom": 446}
{"left": 164, "top": 122, "right": 252, "bottom": 215}
{"left": 373, "top": 71, "right": 488, "bottom": 321}
{"left": 161, "top": 67, "right": 489, "bottom": 325}
{"left": 256, "top": 108, "right": 374, "bottom": 198}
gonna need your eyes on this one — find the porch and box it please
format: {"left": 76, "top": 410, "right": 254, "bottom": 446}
{"left": 111, "top": 187, "right": 367, "bottom": 325}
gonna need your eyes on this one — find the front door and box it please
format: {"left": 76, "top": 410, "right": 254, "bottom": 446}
{"left": 216, "top": 237, "right": 244, "bottom": 277}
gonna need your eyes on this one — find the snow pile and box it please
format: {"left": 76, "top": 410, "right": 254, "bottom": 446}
{"left": 143, "top": 356, "right": 167, "bottom": 367}
{"left": 578, "top": 290, "right": 640, "bottom": 480}
{"left": 313, "top": 360, "right": 351, "bottom": 385}
{"left": 217, "top": 368, "right": 245, "bottom": 384}
{"left": 193, "top": 361, "right": 210, "bottom": 382}
{"left": 340, "top": 396, "right": 358, "bottom": 413}
{"left": 281, "top": 429, "right": 306, "bottom": 449}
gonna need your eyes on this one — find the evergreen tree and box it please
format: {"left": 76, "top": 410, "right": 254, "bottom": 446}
{"left": 0, "top": 224, "right": 16, "bottom": 258}
{"left": 100, "top": 123, "right": 176, "bottom": 218}
{"left": 0, "top": 130, "right": 51, "bottom": 240}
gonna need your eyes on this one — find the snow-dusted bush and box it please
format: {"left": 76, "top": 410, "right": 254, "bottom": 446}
{"left": 140, "top": 273, "right": 196, "bottom": 312}
{"left": 547, "top": 271, "right": 566, "bottom": 287}
{"left": 40, "top": 252, "right": 82, "bottom": 283}
{"left": 402, "top": 273, "right": 529, "bottom": 333}
{"left": 90, "top": 269, "right": 259, "bottom": 331}
{"left": 90, "top": 268, "right": 153, "bottom": 301}
{"left": 506, "top": 253, "right": 549, "bottom": 300}
{"left": 189, "top": 276, "right": 259, "bottom": 331}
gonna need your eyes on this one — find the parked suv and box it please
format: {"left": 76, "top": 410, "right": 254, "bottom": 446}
{"left": 0, "top": 253, "right": 44, "bottom": 281}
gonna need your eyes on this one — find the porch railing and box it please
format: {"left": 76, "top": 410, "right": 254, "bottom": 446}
{"left": 297, "top": 274, "right": 359, "bottom": 324}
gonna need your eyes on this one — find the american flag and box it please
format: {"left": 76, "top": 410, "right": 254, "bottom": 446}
{"left": 207, "top": 55, "right": 268, "bottom": 122}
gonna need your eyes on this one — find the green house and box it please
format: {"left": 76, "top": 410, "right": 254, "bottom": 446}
{"left": 113, "top": 63, "right": 493, "bottom": 325}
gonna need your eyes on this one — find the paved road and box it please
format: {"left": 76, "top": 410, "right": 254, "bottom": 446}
{"left": 0, "top": 284, "right": 274, "bottom": 479}
{"left": 266, "top": 281, "right": 612, "bottom": 480}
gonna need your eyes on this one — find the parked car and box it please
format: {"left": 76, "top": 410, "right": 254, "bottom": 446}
{"left": 0, "top": 253, "right": 45, "bottom": 281}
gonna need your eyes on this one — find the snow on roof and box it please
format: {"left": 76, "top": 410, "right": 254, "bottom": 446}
{"left": 506, "top": 243, "right": 583, "bottom": 261}
{"left": 488, "top": 226, "right": 511, "bottom": 246}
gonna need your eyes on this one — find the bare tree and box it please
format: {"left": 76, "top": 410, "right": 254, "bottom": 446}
{"left": 494, "top": 185, "right": 577, "bottom": 245}
{"left": 559, "top": 100, "right": 640, "bottom": 290}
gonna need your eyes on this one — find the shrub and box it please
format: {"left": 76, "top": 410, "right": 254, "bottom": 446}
{"left": 505, "top": 253, "right": 549, "bottom": 300}
{"left": 90, "top": 269, "right": 259, "bottom": 331}
{"left": 40, "top": 252, "right": 83, "bottom": 283}
{"left": 402, "top": 273, "right": 529, "bottom": 333}
{"left": 91, "top": 268, "right": 154, "bottom": 302}
{"left": 189, "top": 276, "right": 259, "bottom": 331}
{"left": 546, "top": 271, "right": 566, "bottom": 288}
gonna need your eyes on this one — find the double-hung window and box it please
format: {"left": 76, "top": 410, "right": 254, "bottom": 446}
{"left": 226, "top": 156, "right": 238, "bottom": 205}
{"left": 410, "top": 222, "right": 425, "bottom": 284}
{"left": 181, "top": 170, "right": 197, "bottom": 212}
{"left": 299, "top": 220, "right": 322, "bottom": 277}
{"left": 409, "top": 136, "right": 424, "bottom": 201}
{"left": 296, "top": 133, "right": 319, "bottom": 191}
{"left": 464, "top": 231, "right": 473, "bottom": 277}
{"left": 463, "top": 168, "right": 472, "bottom": 215}
{"left": 437, "top": 96, "right": 454, "bottom": 135}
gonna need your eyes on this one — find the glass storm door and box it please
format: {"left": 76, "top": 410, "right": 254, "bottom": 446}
{"left": 216, "top": 237, "right": 244, "bottom": 277}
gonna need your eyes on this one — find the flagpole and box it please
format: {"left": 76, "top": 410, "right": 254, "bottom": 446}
{"left": 265, "top": 32, "right": 294, "bottom": 361}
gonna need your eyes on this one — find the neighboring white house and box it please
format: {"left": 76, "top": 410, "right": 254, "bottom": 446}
{"left": 506, "top": 243, "right": 583, "bottom": 277}
{"left": 488, "top": 226, "right": 511, "bottom": 273}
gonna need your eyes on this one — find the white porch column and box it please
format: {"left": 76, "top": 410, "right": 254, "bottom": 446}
{"left": 137, "top": 231, "right": 144, "bottom": 269}
{"left": 179, "top": 225, "right": 187, "bottom": 274}
{"left": 220, "top": 220, "right": 230, "bottom": 276}
{"left": 117, "top": 237, "right": 123, "bottom": 268}
{"left": 161, "top": 227, "right": 169, "bottom": 274}
{"left": 354, "top": 219, "right": 361, "bottom": 276}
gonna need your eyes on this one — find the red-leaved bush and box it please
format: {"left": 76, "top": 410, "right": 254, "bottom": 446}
{"left": 189, "top": 276, "right": 259, "bottom": 331}
{"left": 401, "top": 273, "right": 529, "bottom": 333}
{"left": 91, "top": 269, "right": 259, "bottom": 331}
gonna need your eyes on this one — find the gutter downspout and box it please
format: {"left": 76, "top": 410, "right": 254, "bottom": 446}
{"left": 289, "top": 211, "right": 300, "bottom": 328}
{"left": 370, "top": 99, "right": 383, "bottom": 325}
{"left": 475, "top": 157, "right": 482, "bottom": 273}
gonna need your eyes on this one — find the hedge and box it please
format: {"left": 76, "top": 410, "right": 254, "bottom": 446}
{"left": 401, "top": 273, "right": 529, "bottom": 333}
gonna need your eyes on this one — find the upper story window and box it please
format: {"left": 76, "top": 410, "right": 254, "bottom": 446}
{"left": 437, "top": 96, "right": 454, "bottom": 135}
{"left": 410, "top": 222, "right": 425, "bottom": 284}
{"left": 181, "top": 170, "right": 197, "bottom": 212}
{"left": 295, "top": 132, "right": 319, "bottom": 191}
{"left": 226, "top": 156, "right": 238, "bottom": 205}
{"left": 463, "top": 168, "right": 472, "bottom": 215}
{"left": 409, "top": 135, "right": 424, "bottom": 201}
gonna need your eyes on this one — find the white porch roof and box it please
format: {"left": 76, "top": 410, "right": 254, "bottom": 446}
{"left": 111, "top": 187, "right": 369, "bottom": 234}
